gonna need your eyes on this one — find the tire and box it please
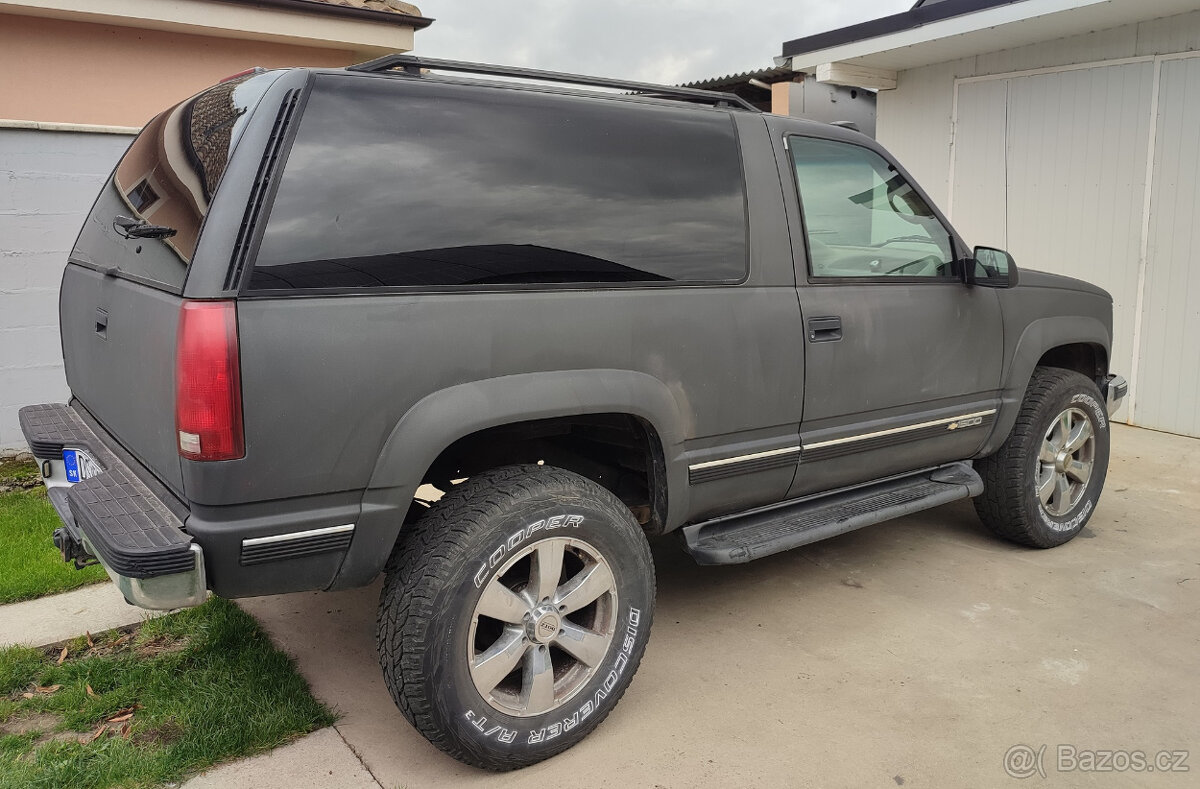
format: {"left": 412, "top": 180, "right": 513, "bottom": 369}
{"left": 974, "top": 366, "right": 1110, "bottom": 548}
{"left": 376, "top": 464, "right": 655, "bottom": 771}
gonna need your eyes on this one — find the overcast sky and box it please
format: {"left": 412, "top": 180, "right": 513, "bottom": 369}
{"left": 414, "top": 1, "right": 913, "bottom": 85}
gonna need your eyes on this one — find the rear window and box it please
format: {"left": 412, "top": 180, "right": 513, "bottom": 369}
{"left": 70, "top": 71, "right": 282, "bottom": 292}
{"left": 248, "top": 75, "right": 747, "bottom": 291}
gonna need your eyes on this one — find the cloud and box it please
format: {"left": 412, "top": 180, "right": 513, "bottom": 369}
{"left": 414, "top": 0, "right": 913, "bottom": 84}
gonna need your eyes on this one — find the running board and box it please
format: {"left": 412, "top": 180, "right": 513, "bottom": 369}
{"left": 682, "top": 462, "right": 983, "bottom": 565}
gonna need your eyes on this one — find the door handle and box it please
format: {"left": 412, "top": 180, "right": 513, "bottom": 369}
{"left": 95, "top": 308, "right": 108, "bottom": 339}
{"left": 808, "top": 316, "right": 842, "bottom": 343}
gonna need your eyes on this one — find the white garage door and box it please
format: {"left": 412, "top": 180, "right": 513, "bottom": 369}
{"left": 1136, "top": 56, "right": 1200, "bottom": 437}
{"left": 0, "top": 128, "right": 129, "bottom": 451}
{"left": 951, "top": 55, "right": 1200, "bottom": 436}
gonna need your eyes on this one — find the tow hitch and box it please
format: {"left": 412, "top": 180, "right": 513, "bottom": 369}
{"left": 53, "top": 527, "right": 99, "bottom": 570}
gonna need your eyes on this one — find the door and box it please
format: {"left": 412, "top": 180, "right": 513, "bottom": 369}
{"left": 952, "top": 63, "right": 1154, "bottom": 427}
{"left": 1136, "top": 56, "right": 1200, "bottom": 436}
{"left": 778, "top": 132, "right": 1004, "bottom": 496}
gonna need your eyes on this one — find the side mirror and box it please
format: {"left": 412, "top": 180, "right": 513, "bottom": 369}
{"left": 966, "top": 246, "right": 1018, "bottom": 288}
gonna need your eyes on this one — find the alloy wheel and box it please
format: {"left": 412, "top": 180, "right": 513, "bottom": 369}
{"left": 1035, "top": 407, "right": 1095, "bottom": 518}
{"left": 467, "top": 536, "right": 618, "bottom": 717}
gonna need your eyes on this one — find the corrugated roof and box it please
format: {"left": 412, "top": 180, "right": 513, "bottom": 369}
{"left": 682, "top": 65, "right": 795, "bottom": 90}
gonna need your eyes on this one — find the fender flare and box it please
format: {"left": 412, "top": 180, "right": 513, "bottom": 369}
{"left": 330, "top": 370, "right": 691, "bottom": 589}
{"left": 979, "top": 315, "right": 1111, "bottom": 456}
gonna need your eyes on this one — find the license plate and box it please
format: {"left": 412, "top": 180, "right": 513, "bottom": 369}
{"left": 63, "top": 449, "right": 102, "bottom": 483}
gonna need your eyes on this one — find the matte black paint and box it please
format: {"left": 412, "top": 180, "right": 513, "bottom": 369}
{"left": 45, "top": 64, "right": 1117, "bottom": 598}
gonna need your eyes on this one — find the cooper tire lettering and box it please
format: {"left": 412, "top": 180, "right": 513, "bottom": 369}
{"left": 378, "top": 465, "right": 654, "bottom": 770}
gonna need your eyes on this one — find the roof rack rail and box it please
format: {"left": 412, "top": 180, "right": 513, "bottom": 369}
{"left": 347, "top": 54, "right": 761, "bottom": 112}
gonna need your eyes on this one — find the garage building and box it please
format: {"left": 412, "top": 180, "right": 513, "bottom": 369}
{"left": 783, "top": 0, "right": 1200, "bottom": 437}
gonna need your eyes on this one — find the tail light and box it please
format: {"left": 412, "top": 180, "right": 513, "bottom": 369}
{"left": 175, "top": 300, "right": 244, "bottom": 461}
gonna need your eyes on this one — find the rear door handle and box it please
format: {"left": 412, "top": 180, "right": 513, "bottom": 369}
{"left": 95, "top": 308, "right": 108, "bottom": 339}
{"left": 808, "top": 316, "right": 842, "bottom": 343}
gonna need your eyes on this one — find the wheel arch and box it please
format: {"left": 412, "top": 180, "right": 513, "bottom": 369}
{"left": 978, "top": 316, "right": 1112, "bottom": 457}
{"left": 330, "top": 370, "right": 690, "bottom": 590}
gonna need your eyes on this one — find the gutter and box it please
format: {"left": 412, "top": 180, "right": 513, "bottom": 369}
{"left": 223, "top": 0, "right": 435, "bottom": 29}
{"left": 781, "top": 0, "right": 1021, "bottom": 57}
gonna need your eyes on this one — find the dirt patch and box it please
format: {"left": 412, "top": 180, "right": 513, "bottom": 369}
{"left": 0, "top": 457, "right": 41, "bottom": 493}
{"left": 0, "top": 711, "right": 64, "bottom": 736}
{"left": 135, "top": 634, "right": 189, "bottom": 658}
{"left": 39, "top": 625, "right": 142, "bottom": 660}
{"left": 134, "top": 717, "right": 185, "bottom": 747}
{"left": 0, "top": 711, "right": 82, "bottom": 750}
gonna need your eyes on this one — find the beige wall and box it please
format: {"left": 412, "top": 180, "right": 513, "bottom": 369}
{"left": 0, "top": 13, "right": 356, "bottom": 127}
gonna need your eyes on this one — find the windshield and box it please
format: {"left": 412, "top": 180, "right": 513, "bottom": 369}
{"left": 70, "top": 70, "right": 283, "bottom": 291}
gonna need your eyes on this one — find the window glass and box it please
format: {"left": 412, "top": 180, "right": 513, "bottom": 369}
{"left": 70, "top": 71, "right": 282, "bottom": 291}
{"left": 249, "top": 75, "right": 748, "bottom": 290}
{"left": 789, "top": 136, "right": 956, "bottom": 279}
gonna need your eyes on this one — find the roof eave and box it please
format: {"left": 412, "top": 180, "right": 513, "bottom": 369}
{"left": 227, "top": 0, "right": 434, "bottom": 29}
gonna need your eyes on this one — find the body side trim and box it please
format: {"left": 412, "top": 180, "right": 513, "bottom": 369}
{"left": 803, "top": 409, "right": 997, "bottom": 450}
{"left": 241, "top": 523, "right": 354, "bottom": 547}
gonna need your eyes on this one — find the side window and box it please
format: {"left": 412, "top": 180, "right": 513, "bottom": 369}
{"left": 789, "top": 136, "right": 956, "bottom": 279}
{"left": 249, "top": 76, "right": 748, "bottom": 291}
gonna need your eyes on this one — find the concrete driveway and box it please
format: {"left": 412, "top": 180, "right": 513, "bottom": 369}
{"left": 240, "top": 424, "right": 1198, "bottom": 787}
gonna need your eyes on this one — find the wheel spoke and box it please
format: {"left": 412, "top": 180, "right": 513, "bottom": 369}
{"left": 1037, "top": 471, "right": 1056, "bottom": 505}
{"left": 471, "top": 627, "right": 527, "bottom": 695}
{"left": 1065, "top": 458, "right": 1092, "bottom": 485}
{"left": 476, "top": 579, "right": 530, "bottom": 624}
{"left": 1039, "top": 440, "right": 1059, "bottom": 463}
{"left": 1064, "top": 419, "right": 1093, "bottom": 453}
{"left": 1052, "top": 473, "right": 1071, "bottom": 514}
{"left": 554, "top": 561, "right": 614, "bottom": 615}
{"left": 520, "top": 646, "right": 555, "bottom": 715}
{"left": 554, "top": 620, "right": 610, "bottom": 668}
{"left": 1056, "top": 411, "right": 1072, "bottom": 448}
{"left": 529, "top": 540, "right": 566, "bottom": 603}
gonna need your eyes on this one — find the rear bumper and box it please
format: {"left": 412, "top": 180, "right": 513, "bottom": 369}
{"left": 1100, "top": 374, "right": 1128, "bottom": 417}
{"left": 18, "top": 403, "right": 206, "bottom": 610}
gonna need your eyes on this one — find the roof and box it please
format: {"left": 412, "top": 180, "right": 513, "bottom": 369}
{"left": 234, "top": 0, "right": 434, "bottom": 28}
{"left": 781, "top": 0, "right": 1022, "bottom": 61}
{"left": 780, "top": 0, "right": 1200, "bottom": 73}
{"left": 682, "top": 65, "right": 795, "bottom": 91}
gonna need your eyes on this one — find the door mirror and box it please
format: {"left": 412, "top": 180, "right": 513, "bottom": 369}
{"left": 967, "top": 246, "right": 1018, "bottom": 288}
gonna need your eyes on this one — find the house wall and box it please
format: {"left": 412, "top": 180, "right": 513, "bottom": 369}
{"left": 0, "top": 6, "right": 412, "bottom": 452}
{"left": 0, "top": 128, "right": 132, "bottom": 453}
{"left": 875, "top": 9, "right": 1200, "bottom": 437}
{"left": 877, "top": 10, "right": 1200, "bottom": 209}
{"left": 0, "top": 13, "right": 355, "bottom": 129}
{"left": 784, "top": 74, "right": 877, "bottom": 137}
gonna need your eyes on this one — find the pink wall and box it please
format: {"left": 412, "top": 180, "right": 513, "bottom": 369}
{"left": 0, "top": 13, "right": 356, "bottom": 128}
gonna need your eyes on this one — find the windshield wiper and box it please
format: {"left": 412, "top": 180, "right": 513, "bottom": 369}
{"left": 873, "top": 235, "right": 938, "bottom": 247}
{"left": 114, "top": 215, "right": 178, "bottom": 240}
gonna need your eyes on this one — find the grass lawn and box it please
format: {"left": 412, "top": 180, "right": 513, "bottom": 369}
{"left": 0, "top": 459, "right": 107, "bottom": 605}
{"left": 0, "top": 597, "right": 336, "bottom": 789}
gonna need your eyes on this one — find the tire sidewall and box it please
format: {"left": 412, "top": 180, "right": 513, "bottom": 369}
{"left": 420, "top": 492, "right": 653, "bottom": 764}
{"left": 1022, "top": 380, "right": 1110, "bottom": 541}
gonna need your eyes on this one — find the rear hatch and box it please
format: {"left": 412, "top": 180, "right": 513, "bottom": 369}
{"left": 61, "top": 71, "right": 281, "bottom": 495}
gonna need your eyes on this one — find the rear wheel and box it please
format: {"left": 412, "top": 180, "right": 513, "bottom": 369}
{"left": 377, "top": 465, "right": 655, "bottom": 770}
{"left": 975, "top": 367, "right": 1110, "bottom": 547}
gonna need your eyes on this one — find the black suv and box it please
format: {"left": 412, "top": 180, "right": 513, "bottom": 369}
{"left": 19, "top": 55, "right": 1127, "bottom": 770}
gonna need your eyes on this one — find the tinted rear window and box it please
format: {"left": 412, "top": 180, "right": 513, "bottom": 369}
{"left": 249, "top": 75, "right": 747, "bottom": 291}
{"left": 70, "top": 71, "right": 282, "bottom": 291}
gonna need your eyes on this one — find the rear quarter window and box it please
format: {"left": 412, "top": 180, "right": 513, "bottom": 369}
{"left": 70, "top": 71, "right": 282, "bottom": 292}
{"left": 248, "top": 75, "right": 748, "bottom": 291}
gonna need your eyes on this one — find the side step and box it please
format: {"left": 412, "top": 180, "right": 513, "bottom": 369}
{"left": 682, "top": 462, "right": 983, "bottom": 565}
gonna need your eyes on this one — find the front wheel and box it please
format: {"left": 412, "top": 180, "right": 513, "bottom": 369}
{"left": 377, "top": 465, "right": 655, "bottom": 771}
{"left": 975, "top": 367, "right": 1111, "bottom": 547}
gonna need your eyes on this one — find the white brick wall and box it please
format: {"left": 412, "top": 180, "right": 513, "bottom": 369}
{"left": 0, "top": 128, "right": 131, "bottom": 453}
